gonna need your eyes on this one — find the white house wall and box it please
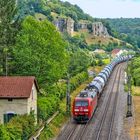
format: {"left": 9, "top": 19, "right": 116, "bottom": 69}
{"left": 0, "top": 99, "right": 28, "bottom": 124}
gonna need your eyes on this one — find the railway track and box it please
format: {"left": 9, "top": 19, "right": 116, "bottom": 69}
{"left": 56, "top": 63, "right": 126, "bottom": 140}
{"left": 56, "top": 119, "right": 77, "bottom": 140}
{"left": 95, "top": 64, "right": 123, "bottom": 140}
{"left": 108, "top": 67, "right": 122, "bottom": 140}
{"left": 65, "top": 114, "right": 93, "bottom": 140}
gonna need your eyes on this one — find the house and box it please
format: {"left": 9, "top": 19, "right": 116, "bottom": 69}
{"left": 0, "top": 76, "right": 39, "bottom": 124}
{"left": 111, "top": 49, "right": 123, "bottom": 58}
{"left": 94, "top": 49, "right": 105, "bottom": 54}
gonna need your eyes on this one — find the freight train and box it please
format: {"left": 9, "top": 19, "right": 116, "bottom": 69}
{"left": 72, "top": 55, "right": 132, "bottom": 122}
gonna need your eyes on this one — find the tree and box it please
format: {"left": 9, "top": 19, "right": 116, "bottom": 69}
{"left": 12, "top": 16, "right": 69, "bottom": 85}
{"left": 98, "top": 59, "right": 104, "bottom": 66}
{"left": 16, "top": 0, "right": 35, "bottom": 20}
{"left": 130, "top": 56, "right": 140, "bottom": 86}
{"left": 69, "top": 49, "right": 90, "bottom": 76}
{"left": 0, "top": 0, "right": 18, "bottom": 76}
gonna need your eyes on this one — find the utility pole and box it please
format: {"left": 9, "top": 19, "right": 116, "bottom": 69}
{"left": 66, "top": 73, "right": 71, "bottom": 115}
{"left": 126, "top": 75, "right": 132, "bottom": 117}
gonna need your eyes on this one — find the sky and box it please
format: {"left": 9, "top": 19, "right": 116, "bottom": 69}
{"left": 61, "top": 0, "right": 140, "bottom": 18}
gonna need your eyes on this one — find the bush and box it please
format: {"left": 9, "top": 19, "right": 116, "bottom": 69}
{"left": 70, "top": 72, "right": 88, "bottom": 91}
{"left": 0, "top": 125, "right": 10, "bottom": 140}
{"left": 0, "top": 114, "right": 35, "bottom": 140}
{"left": 38, "top": 95, "right": 60, "bottom": 121}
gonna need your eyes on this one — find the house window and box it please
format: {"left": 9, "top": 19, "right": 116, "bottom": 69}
{"left": 8, "top": 98, "right": 13, "bottom": 101}
{"left": 4, "top": 113, "right": 17, "bottom": 123}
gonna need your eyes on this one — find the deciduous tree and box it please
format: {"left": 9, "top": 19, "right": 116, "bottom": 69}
{"left": 12, "top": 16, "right": 69, "bottom": 85}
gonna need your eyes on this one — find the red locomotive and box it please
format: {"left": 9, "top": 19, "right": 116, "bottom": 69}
{"left": 72, "top": 89, "right": 97, "bottom": 122}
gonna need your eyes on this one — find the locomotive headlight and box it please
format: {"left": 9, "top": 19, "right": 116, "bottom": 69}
{"left": 84, "top": 109, "right": 89, "bottom": 112}
{"left": 74, "top": 109, "right": 79, "bottom": 112}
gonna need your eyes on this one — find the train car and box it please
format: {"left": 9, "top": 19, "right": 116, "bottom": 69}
{"left": 94, "top": 76, "right": 105, "bottom": 87}
{"left": 72, "top": 90, "right": 97, "bottom": 122}
{"left": 89, "top": 81, "right": 103, "bottom": 96}
{"left": 101, "top": 69, "right": 109, "bottom": 78}
{"left": 98, "top": 72, "right": 108, "bottom": 82}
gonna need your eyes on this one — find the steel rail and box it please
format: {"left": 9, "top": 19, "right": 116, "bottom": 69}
{"left": 107, "top": 64, "right": 123, "bottom": 140}
{"left": 95, "top": 64, "right": 122, "bottom": 140}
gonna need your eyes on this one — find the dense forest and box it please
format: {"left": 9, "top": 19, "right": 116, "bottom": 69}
{"left": 17, "top": 0, "right": 94, "bottom": 22}
{"left": 105, "top": 18, "right": 140, "bottom": 49}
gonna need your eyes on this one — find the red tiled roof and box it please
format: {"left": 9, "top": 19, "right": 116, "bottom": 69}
{"left": 111, "top": 49, "right": 121, "bottom": 54}
{"left": 0, "top": 76, "right": 39, "bottom": 99}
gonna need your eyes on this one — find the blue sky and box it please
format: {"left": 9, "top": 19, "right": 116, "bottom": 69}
{"left": 62, "top": 0, "right": 140, "bottom": 18}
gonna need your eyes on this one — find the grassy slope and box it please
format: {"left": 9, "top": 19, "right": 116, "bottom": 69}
{"left": 75, "top": 29, "right": 133, "bottom": 47}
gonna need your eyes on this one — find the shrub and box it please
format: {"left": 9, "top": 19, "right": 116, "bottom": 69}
{"left": 38, "top": 95, "right": 60, "bottom": 121}
{"left": 0, "top": 114, "right": 36, "bottom": 140}
{"left": 0, "top": 125, "right": 10, "bottom": 140}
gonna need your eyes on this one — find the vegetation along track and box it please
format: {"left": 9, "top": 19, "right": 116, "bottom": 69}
{"left": 95, "top": 64, "right": 123, "bottom": 140}
{"left": 56, "top": 63, "right": 125, "bottom": 140}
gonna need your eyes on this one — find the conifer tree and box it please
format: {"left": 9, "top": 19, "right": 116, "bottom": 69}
{"left": 0, "top": 0, "right": 17, "bottom": 75}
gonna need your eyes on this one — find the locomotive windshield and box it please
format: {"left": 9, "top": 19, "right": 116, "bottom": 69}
{"left": 75, "top": 101, "right": 88, "bottom": 107}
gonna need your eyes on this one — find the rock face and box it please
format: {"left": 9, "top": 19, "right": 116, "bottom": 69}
{"left": 53, "top": 17, "right": 74, "bottom": 35}
{"left": 78, "top": 21, "right": 90, "bottom": 29}
{"left": 53, "top": 18, "right": 67, "bottom": 32}
{"left": 53, "top": 18, "right": 109, "bottom": 37}
{"left": 92, "top": 22, "right": 109, "bottom": 37}
{"left": 66, "top": 18, "right": 74, "bottom": 35}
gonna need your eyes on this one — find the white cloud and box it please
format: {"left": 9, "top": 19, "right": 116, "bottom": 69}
{"left": 62, "top": 0, "right": 140, "bottom": 18}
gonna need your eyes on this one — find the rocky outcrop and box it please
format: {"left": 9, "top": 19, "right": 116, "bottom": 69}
{"left": 53, "top": 17, "right": 74, "bottom": 35}
{"left": 78, "top": 20, "right": 90, "bottom": 29}
{"left": 53, "top": 18, "right": 109, "bottom": 37}
{"left": 66, "top": 18, "right": 74, "bottom": 35}
{"left": 92, "top": 22, "right": 109, "bottom": 37}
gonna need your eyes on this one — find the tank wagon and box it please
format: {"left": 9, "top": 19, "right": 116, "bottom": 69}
{"left": 72, "top": 55, "right": 132, "bottom": 122}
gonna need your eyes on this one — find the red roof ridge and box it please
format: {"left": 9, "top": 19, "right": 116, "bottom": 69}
{"left": 0, "top": 76, "right": 39, "bottom": 99}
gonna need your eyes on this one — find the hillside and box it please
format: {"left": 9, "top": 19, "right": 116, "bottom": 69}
{"left": 17, "top": 0, "right": 134, "bottom": 50}
{"left": 105, "top": 18, "right": 140, "bottom": 49}
{"left": 72, "top": 28, "right": 133, "bottom": 49}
